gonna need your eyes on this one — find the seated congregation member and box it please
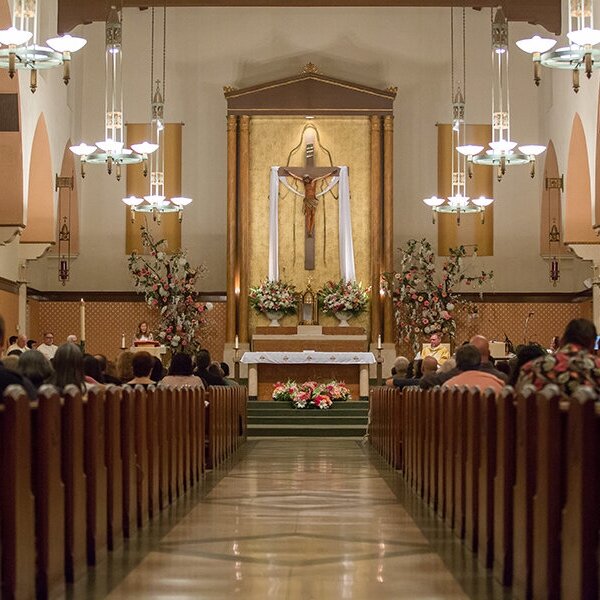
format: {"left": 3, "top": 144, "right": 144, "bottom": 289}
{"left": 26, "top": 339, "right": 37, "bottom": 350}
{"left": 195, "top": 349, "right": 227, "bottom": 386}
{"left": 18, "top": 350, "right": 54, "bottom": 391}
{"left": 127, "top": 351, "right": 155, "bottom": 388}
{"left": 508, "top": 343, "right": 546, "bottom": 387}
{"left": 386, "top": 356, "right": 419, "bottom": 389}
{"left": 160, "top": 353, "right": 204, "bottom": 388}
{"left": 7, "top": 333, "right": 28, "bottom": 355}
{"left": 517, "top": 318, "right": 600, "bottom": 395}
{"left": 83, "top": 354, "right": 104, "bottom": 386}
{"left": 421, "top": 332, "right": 450, "bottom": 365}
{"left": 3, "top": 355, "right": 19, "bottom": 372}
{"left": 66, "top": 334, "right": 78, "bottom": 344}
{"left": 37, "top": 332, "right": 58, "bottom": 360}
{"left": 0, "top": 317, "right": 36, "bottom": 401}
{"left": 150, "top": 356, "right": 165, "bottom": 383}
{"left": 117, "top": 350, "right": 135, "bottom": 383}
{"left": 442, "top": 344, "right": 504, "bottom": 394}
{"left": 220, "top": 362, "right": 239, "bottom": 386}
{"left": 94, "top": 354, "right": 121, "bottom": 385}
{"left": 50, "top": 343, "right": 86, "bottom": 393}
{"left": 469, "top": 335, "right": 509, "bottom": 382}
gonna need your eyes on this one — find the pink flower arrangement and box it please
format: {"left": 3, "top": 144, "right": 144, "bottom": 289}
{"left": 128, "top": 227, "right": 210, "bottom": 353}
{"left": 318, "top": 279, "right": 370, "bottom": 316}
{"left": 272, "top": 379, "right": 351, "bottom": 409}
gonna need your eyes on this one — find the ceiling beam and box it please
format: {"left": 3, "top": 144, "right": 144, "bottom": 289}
{"left": 58, "top": 0, "right": 560, "bottom": 35}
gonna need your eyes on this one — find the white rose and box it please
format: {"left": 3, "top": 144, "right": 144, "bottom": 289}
{"left": 157, "top": 252, "right": 165, "bottom": 260}
{"left": 446, "top": 303, "right": 455, "bottom": 311}
{"left": 205, "top": 302, "right": 214, "bottom": 311}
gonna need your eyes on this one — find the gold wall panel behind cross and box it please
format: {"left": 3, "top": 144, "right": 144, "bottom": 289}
{"left": 248, "top": 117, "right": 371, "bottom": 332}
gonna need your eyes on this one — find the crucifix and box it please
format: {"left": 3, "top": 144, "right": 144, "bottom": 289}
{"left": 278, "top": 135, "right": 339, "bottom": 270}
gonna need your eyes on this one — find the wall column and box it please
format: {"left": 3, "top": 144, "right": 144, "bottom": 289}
{"left": 238, "top": 116, "right": 251, "bottom": 343}
{"left": 382, "top": 115, "right": 394, "bottom": 343}
{"left": 370, "top": 116, "right": 382, "bottom": 344}
{"left": 569, "top": 244, "right": 600, "bottom": 330}
{"left": 225, "top": 115, "right": 238, "bottom": 343}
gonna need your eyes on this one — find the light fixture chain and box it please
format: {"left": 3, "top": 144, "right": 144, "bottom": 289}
{"left": 450, "top": 7, "right": 455, "bottom": 98}
{"left": 462, "top": 6, "right": 466, "bottom": 101}
{"left": 151, "top": 6, "right": 155, "bottom": 101}
{"left": 162, "top": 0, "right": 167, "bottom": 101}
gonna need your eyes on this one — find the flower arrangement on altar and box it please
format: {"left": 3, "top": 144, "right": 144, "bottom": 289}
{"left": 272, "top": 379, "right": 351, "bottom": 409}
{"left": 249, "top": 278, "right": 298, "bottom": 315}
{"left": 383, "top": 239, "right": 493, "bottom": 354}
{"left": 128, "top": 227, "right": 211, "bottom": 353}
{"left": 318, "top": 279, "right": 370, "bottom": 316}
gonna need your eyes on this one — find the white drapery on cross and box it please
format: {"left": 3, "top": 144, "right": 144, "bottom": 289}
{"left": 268, "top": 165, "right": 356, "bottom": 282}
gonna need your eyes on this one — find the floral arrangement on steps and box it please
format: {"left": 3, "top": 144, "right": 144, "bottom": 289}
{"left": 128, "top": 227, "right": 211, "bottom": 353}
{"left": 383, "top": 238, "right": 493, "bottom": 354}
{"left": 318, "top": 280, "right": 370, "bottom": 325}
{"left": 272, "top": 380, "right": 351, "bottom": 409}
{"left": 249, "top": 279, "right": 298, "bottom": 323}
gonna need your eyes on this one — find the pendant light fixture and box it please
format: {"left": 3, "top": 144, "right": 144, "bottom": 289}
{"left": 423, "top": 8, "right": 493, "bottom": 224}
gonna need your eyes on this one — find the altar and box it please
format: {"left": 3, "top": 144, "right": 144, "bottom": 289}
{"left": 241, "top": 350, "right": 375, "bottom": 401}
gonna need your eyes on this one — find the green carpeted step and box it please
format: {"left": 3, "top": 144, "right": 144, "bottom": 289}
{"left": 250, "top": 416, "right": 368, "bottom": 425}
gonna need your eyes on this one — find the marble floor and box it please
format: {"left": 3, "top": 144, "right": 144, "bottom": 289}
{"left": 76, "top": 439, "right": 511, "bottom": 600}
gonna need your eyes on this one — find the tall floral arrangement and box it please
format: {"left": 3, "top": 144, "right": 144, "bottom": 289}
{"left": 318, "top": 279, "right": 370, "bottom": 316}
{"left": 249, "top": 279, "right": 298, "bottom": 315}
{"left": 128, "top": 227, "right": 210, "bottom": 353}
{"left": 383, "top": 239, "right": 493, "bottom": 354}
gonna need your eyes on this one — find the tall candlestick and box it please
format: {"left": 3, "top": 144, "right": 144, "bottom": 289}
{"left": 377, "top": 334, "right": 382, "bottom": 350}
{"left": 234, "top": 334, "right": 239, "bottom": 350}
{"left": 80, "top": 298, "right": 86, "bottom": 341}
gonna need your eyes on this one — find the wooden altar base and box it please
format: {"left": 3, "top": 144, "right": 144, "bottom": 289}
{"left": 257, "top": 364, "right": 361, "bottom": 401}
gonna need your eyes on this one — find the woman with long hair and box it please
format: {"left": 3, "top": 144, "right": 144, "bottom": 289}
{"left": 50, "top": 343, "right": 86, "bottom": 393}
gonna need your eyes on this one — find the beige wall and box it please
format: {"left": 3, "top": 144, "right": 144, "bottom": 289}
{"left": 0, "top": 5, "right": 587, "bottom": 298}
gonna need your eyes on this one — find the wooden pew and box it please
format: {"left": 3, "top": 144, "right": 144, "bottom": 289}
{"left": 464, "top": 387, "right": 481, "bottom": 552}
{"left": 61, "top": 385, "right": 87, "bottom": 583}
{"left": 0, "top": 386, "right": 36, "bottom": 600}
{"left": 146, "top": 386, "right": 160, "bottom": 518}
{"left": 83, "top": 386, "right": 108, "bottom": 566}
{"left": 120, "top": 386, "right": 137, "bottom": 539}
{"left": 31, "top": 386, "right": 65, "bottom": 599}
{"left": 104, "top": 386, "right": 123, "bottom": 551}
{"left": 561, "top": 387, "right": 600, "bottom": 600}
{"left": 133, "top": 385, "right": 149, "bottom": 529}
{"left": 532, "top": 385, "right": 564, "bottom": 600}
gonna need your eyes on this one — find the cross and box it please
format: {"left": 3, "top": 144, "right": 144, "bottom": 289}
{"left": 278, "top": 138, "right": 338, "bottom": 270}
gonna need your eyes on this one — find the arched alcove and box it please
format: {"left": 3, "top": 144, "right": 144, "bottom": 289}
{"left": 540, "top": 141, "right": 570, "bottom": 256}
{"left": 0, "top": 0, "right": 24, "bottom": 228}
{"left": 49, "top": 140, "right": 80, "bottom": 255}
{"left": 564, "top": 113, "right": 597, "bottom": 244}
{"left": 21, "top": 114, "right": 55, "bottom": 243}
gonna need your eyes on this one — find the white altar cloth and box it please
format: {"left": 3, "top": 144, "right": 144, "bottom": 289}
{"left": 240, "top": 351, "right": 376, "bottom": 365}
{"left": 241, "top": 351, "right": 375, "bottom": 398}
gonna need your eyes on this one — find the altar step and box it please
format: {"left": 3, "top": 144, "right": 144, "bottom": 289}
{"left": 247, "top": 400, "right": 370, "bottom": 438}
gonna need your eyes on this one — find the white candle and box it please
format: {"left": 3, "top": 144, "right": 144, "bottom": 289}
{"left": 80, "top": 298, "right": 86, "bottom": 341}
{"left": 377, "top": 334, "right": 382, "bottom": 350}
{"left": 121, "top": 333, "right": 126, "bottom": 348}
{"left": 234, "top": 334, "right": 239, "bottom": 350}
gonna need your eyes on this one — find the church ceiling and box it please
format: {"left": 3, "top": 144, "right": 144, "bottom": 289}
{"left": 58, "top": 0, "right": 560, "bottom": 35}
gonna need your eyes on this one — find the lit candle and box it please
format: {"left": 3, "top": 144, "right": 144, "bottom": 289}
{"left": 234, "top": 334, "right": 239, "bottom": 350}
{"left": 121, "top": 333, "right": 126, "bottom": 349}
{"left": 80, "top": 298, "right": 86, "bottom": 341}
{"left": 377, "top": 334, "right": 382, "bottom": 350}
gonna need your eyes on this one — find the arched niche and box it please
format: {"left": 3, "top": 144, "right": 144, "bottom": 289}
{"left": 0, "top": 0, "right": 24, "bottom": 231}
{"left": 564, "top": 113, "right": 597, "bottom": 244}
{"left": 540, "top": 140, "right": 570, "bottom": 256}
{"left": 48, "top": 140, "right": 80, "bottom": 255}
{"left": 21, "top": 114, "right": 55, "bottom": 243}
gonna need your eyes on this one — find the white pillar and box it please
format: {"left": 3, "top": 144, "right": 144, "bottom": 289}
{"left": 17, "top": 282, "right": 27, "bottom": 334}
{"left": 570, "top": 245, "right": 600, "bottom": 330}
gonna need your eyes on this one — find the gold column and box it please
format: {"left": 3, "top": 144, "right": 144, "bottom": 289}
{"left": 238, "top": 115, "right": 250, "bottom": 343}
{"left": 226, "top": 115, "right": 238, "bottom": 343}
{"left": 383, "top": 115, "right": 394, "bottom": 343}
{"left": 370, "top": 116, "right": 382, "bottom": 344}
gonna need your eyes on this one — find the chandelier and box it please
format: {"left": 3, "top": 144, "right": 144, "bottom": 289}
{"left": 457, "top": 9, "right": 546, "bottom": 182}
{"left": 70, "top": 6, "right": 156, "bottom": 180}
{"left": 122, "top": 5, "right": 192, "bottom": 223}
{"left": 517, "top": 0, "right": 600, "bottom": 92}
{"left": 423, "top": 8, "right": 493, "bottom": 224}
{"left": 0, "top": 0, "right": 86, "bottom": 93}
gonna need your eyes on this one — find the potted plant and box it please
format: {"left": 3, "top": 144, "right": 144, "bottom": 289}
{"left": 249, "top": 278, "right": 298, "bottom": 326}
{"left": 318, "top": 279, "right": 370, "bottom": 326}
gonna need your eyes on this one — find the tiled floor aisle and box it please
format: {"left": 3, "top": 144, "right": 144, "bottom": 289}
{"left": 104, "top": 440, "right": 505, "bottom": 600}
